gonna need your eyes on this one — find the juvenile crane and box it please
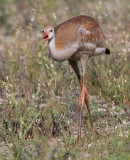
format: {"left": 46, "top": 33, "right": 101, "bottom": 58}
{"left": 42, "top": 15, "right": 110, "bottom": 140}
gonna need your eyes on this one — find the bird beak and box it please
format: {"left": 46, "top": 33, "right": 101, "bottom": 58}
{"left": 43, "top": 32, "right": 49, "bottom": 43}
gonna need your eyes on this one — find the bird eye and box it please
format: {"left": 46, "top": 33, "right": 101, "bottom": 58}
{"left": 50, "top": 29, "right": 53, "bottom": 32}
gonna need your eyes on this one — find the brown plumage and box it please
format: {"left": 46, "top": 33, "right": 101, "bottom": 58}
{"left": 42, "top": 15, "right": 110, "bottom": 140}
{"left": 55, "top": 15, "right": 106, "bottom": 50}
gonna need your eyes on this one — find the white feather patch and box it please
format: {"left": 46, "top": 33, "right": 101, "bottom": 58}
{"left": 80, "top": 27, "right": 90, "bottom": 35}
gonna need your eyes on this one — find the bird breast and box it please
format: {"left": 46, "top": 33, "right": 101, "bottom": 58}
{"left": 48, "top": 37, "right": 79, "bottom": 61}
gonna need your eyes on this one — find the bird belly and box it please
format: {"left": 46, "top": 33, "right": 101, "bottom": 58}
{"left": 70, "top": 42, "right": 97, "bottom": 61}
{"left": 70, "top": 51, "right": 83, "bottom": 61}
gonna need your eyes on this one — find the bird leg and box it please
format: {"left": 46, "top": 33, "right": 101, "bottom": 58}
{"left": 79, "top": 79, "right": 100, "bottom": 137}
{"left": 81, "top": 79, "right": 100, "bottom": 135}
{"left": 78, "top": 76, "right": 86, "bottom": 140}
{"left": 68, "top": 59, "right": 100, "bottom": 140}
{"left": 79, "top": 56, "right": 89, "bottom": 140}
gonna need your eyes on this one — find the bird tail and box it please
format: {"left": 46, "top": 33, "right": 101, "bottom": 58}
{"left": 94, "top": 47, "right": 110, "bottom": 56}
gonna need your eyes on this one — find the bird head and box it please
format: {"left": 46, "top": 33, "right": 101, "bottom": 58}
{"left": 42, "top": 26, "right": 54, "bottom": 43}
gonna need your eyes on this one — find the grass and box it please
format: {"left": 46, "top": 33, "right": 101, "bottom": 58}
{"left": 0, "top": 0, "right": 129, "bottom": 159}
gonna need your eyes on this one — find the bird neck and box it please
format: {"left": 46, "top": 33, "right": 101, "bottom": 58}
{"left": 48, "top": 37, "right": 78, "bottom": 62}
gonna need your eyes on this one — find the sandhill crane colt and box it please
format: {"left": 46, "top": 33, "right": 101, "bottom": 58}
{"left": 42, "top": 15, "right": 110, "bottom": 140}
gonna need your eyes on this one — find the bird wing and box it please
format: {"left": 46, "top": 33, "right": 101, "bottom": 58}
{"left": 55, "top": 15, "right": 106, "bottom": 51}
{"left": 79, "top": 22, "right": 106, "bottom": 48}
{"left": 55, "top": 19, "right": 79, "bottom": 51}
